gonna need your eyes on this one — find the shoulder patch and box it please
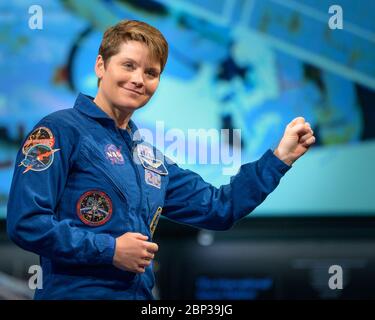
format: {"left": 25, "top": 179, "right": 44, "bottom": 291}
{"left": 22, "top": 126, "right": 55, "bottom": 154}
{"left": 19, "top": 126, "right": 59, "bottom": 174}
{"left": 19, "top": 144, "right": 60, "bottom": 173}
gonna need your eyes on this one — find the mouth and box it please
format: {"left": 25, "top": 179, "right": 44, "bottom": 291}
{"left": 122, "top": 87, "right": 143, "bottom": 96}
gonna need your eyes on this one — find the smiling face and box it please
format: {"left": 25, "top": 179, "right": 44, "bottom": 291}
{"left": 95, "top": 40, "right": 161, "bottom": 114}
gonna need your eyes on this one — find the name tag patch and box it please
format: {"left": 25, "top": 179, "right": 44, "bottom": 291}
{"left": 145, "top": 169, "right": 161, "bottom": 189}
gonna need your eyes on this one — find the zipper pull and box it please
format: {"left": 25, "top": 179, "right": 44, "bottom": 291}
{"left": 150, "top": 207, "right": 162, "bottom": 238}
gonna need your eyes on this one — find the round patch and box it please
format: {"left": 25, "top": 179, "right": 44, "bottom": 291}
{"left": 20, "top": 144, "right": 59, "bottom": 173}
{"left": 76, "top": 191, "right": 113, "bottom": 226}
{"left": 23, "top": 127, "right": 55, "bottom": 155}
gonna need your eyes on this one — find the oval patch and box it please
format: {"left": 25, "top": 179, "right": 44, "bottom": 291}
{"left": 76, "top": 191, "right": 113, "bottom": 226}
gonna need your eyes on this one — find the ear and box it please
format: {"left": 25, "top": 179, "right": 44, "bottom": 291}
{"left": 95, "top": 55, "right": 105, "bottom": 79}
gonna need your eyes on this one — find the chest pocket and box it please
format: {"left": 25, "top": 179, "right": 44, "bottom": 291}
{"left": 79, "top": 138, "right": 132, "bottom": 211}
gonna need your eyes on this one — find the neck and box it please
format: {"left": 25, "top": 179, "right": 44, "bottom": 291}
{"left": 93, "top": 91, "right": 133, "bottom": 129}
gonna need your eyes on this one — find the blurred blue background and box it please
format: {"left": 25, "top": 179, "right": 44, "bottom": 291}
{"left": 1, "top": 0, "right": 375, "bottom": 218}
{"left": 0, "top": 0, "right": 374, "bottom": 300}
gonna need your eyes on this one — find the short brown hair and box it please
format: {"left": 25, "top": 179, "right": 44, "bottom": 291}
{"left": 97, "top": 20, "right": 169, "bottom": 86}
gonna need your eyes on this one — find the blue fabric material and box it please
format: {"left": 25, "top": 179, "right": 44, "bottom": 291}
{"left": 7, "top": 93, "right": 290, "bottom": 299}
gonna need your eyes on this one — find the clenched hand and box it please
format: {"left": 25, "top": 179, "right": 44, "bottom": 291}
{"left": 274, "top": 117, "right": 315, "bottom": 166}
{"left": 113, "top": 232, "right": 158, "bottom": 273}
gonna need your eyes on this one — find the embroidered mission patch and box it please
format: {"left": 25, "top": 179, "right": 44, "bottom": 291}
{"left": 136, "top": 144, "right": 168, "bottom": 176}
{"left": 137, "top": 144, "right": 154, "bottom": 159}
{"left": 19, "top": 144, "right": 60, "bottom": 173}
{"left": 76, "top": 191, "right": 113, "bottom": 226}
{"left": 22, "top": 126, "right": 55, "bottom": 154}
{"left": 19, "top": 126, "right": 59, "bottom": 174}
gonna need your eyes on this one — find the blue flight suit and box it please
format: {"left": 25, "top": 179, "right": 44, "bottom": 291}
{"left": 7, "top": 93, "right": 290, "bottom": 299}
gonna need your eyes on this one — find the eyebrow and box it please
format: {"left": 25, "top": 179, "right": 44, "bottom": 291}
{"left": 122, "top": 58, "right": 160, "bottom": 73}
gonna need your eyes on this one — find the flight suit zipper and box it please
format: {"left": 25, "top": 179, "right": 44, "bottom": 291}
{"left": 116, "top": 129, "right": 144, "bottom": 299}
{"left": 80, "top": 149, "right": 129, "bottom": 212}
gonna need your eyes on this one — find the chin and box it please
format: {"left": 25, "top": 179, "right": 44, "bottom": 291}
{"left": 115, "top": 99, "right": 144, "bottom": 111}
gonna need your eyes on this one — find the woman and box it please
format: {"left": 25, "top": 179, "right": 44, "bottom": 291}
{"left": 7, "top": 20, "right": 315, "bottom": 299}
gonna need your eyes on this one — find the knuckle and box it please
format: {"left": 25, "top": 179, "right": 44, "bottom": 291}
{"left": 148, "top": 243, "right": 157, "bottom": 252}
{"left": 143, "top": 250, "right": 149, "bottom": 257}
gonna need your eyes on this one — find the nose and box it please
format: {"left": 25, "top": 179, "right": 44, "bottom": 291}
{"left": 131, "top": 70, "right": 144, "bottom": 88}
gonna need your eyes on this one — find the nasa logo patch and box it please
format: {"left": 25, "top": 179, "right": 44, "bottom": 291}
{"left": 105, "top": 144, "right": 124, "bottom": 165}
{"left": 76, "top": 191, "right": 113, "bottom": 226}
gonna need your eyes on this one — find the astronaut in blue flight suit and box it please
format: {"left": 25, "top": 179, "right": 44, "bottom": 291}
{"left": 7, "top": 20, "right": 315, "bottom": 299}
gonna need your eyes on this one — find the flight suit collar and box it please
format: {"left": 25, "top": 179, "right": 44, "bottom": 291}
{"left": 74, "top": 92, "right": 114, "bottom": 120}
{"left": 74, "top": 92, "right": 143, "bottom": 143}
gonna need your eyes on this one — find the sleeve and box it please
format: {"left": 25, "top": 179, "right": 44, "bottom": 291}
{"left": 163, "top": 149, "right": 291, "bottom": 230}
{"left": 6, "top": 119, "right": 115, "bottom": 265}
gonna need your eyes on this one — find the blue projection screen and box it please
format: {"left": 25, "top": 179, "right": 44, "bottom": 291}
{"left": 0, "top": 0, "right": 374, "bottom": 218}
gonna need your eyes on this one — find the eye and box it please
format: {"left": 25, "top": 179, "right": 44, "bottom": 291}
{"left": 146, "top": 70, "right": 159, "bottom": 78}
{"left": 123, "top": 62, "right": 134, "bottom": 70}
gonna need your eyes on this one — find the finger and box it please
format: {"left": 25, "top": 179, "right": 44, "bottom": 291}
{"left": 140, "top": 259, "right": 152, "bottom": 267}
{"left": 134, "top": 233, "right": 148, "bottom": 240}
{"left": 299, "top": 132, "right": 313, "bottom": 144}
{"left": 292, "top": 123, "right": 311, "bottom": 136}
{"left": 288, "top": 117, "right": 305, "bottom": 128}
{"left": 141, "top": 249, "right": 154, "bottom": 260}
{"left": 144, "top": 242, "right": 159, "bottom": 253}
{"left": 136, "top": 266, "right": 146, "bottom": 273}
{"left": 304, "top": 123, "right": 313, "bottom": 135}
{"left": 138, "top": 257, "right": 152, "bottom": 267}
{"left": 303, "top": 136, "right": 316, "bottom": 147}
{"left": 142, "top": 251, "right": 155, "bottom": 260}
